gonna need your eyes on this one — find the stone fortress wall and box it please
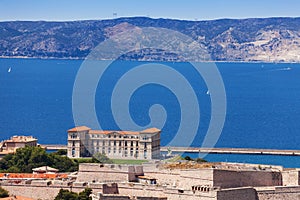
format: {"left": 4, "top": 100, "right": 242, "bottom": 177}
{"left": 2, "top": 162, "right": 300, "bottom": 200}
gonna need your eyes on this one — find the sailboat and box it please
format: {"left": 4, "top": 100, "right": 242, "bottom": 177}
{"left": 8, "top": 67, "right": 11, "bottom": 73}
{"left": 206, "top": 90, "right": 210, "bottom": 95}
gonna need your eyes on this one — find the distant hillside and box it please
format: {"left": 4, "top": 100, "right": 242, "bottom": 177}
{"left": 1, "top": 17, "right": 300, "bottom": 62}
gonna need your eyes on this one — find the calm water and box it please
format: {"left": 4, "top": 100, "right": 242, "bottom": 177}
{"left": 1, "top": 58, "right": 300, "bottom": 167}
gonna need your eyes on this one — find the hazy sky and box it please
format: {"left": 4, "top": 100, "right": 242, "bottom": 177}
{"left": 1, "top": 0, "right": 300, "bottom": 21}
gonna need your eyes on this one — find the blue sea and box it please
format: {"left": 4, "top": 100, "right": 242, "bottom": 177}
{"left": 1, "top": 58, "right": 300, "bottom": 167}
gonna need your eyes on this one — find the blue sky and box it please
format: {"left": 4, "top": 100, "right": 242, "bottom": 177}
{"left": 0, "top": 0, "right": 300, "bottom": 21}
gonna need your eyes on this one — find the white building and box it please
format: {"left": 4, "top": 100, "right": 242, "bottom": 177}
{"left": 67, "top": 126, "right": 161, "bottom": 160}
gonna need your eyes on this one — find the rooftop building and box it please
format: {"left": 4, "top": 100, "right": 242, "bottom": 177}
{"left": 67, "top": 126, "right": 161, "bottom": 160}
{"left": 0, "top": 136, "right": 37, "bottom": 154}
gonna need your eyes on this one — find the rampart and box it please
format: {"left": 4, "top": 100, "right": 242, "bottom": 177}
{"left": 257, "top": 186, "right": 300, "bottom": 200}
{"left": 1, "top": 163, "right": 300, "bottom": 200}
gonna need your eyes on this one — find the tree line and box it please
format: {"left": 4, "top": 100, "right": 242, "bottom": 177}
{"left": 0, "top": 146, "right": 111, "bottom": 173}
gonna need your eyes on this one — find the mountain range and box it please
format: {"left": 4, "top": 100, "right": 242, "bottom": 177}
{"left": 1, "top": 17, "right": 300, "bottom": 62}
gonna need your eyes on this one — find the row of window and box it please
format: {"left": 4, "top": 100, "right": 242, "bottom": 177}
{"left": 71, "top": 147, "right": 149, "bottom": 159}
{"left": 90, "top": 134, "right": 140, "bottom": 139}
{"left": 70, "top": 133, "right": 78, "bottom": 139}
{"left": 72, "top": 141, "right": 150, "bottom": 150}
{"left": 86, "top": 140, "right": 148, "bottom": 147}
{"left": 70, "top": 133, "right": 151, "bottom": 141}
{"left": 88, "top": 147, "right": 148, "bottom": 158}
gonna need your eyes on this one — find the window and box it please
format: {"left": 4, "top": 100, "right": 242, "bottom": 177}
{"left": 114, "top": 141, "right": 116, "bottom": 146}
{"left": 142, "top": 136, "right": 148, "bottom": 140}
{"left": 131, "top": 141, "right": 134, "bottom": 146}
{"left": 72, "top": 148, "right": 75, "bottom": 157}
{"left": 130, "top": 148, "right": 133, "bottom": 156}
{"left": 135, "top": 150, "right": 139, "bottom": 158}
{"left": 119, "top": 141, "right": 122, "bottom": 146}
{"left": 125, "top": 148, "right": 128, "bottom": 157}
{"left": 136, "top": 141, "right": 139, "bottom": 146}
{"left": 125, "top": 141, "right": 127, "bottom": 146}
{"left": 113, "top": 147, "right": 116, "bottom": 154}
{"left": 72, "top": 141, "right": 75, "bottom": 146}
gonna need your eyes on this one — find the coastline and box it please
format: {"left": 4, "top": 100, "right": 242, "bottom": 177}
{"left": 1, "top": 56, "right": 300, "bottom": 64}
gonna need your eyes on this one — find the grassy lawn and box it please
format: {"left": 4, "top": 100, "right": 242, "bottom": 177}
{"left": 111, "top": 159, "right": 148, "bottom": 165}
{"left": 71, "top": 157, "right": 148, "bottom": 165}
{"left": 71, "top": 157, "right": 94, "bottom": 163}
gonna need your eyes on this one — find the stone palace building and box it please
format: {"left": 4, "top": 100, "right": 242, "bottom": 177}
{"left": 67, "top": 126, "right": 161, "bottom": 160}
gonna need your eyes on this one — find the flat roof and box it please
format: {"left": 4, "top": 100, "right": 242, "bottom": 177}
{"left": 68, "top": 126, "right": 161, "bottom": 135}
{"left": 5, "top": 136, "right": 37, "bottom": 143}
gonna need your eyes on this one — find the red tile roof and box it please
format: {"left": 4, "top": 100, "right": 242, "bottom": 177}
{"left": 68, "top": 126, "right": 160, "bottom": 135}
{"left": 0, "top": 173, "right": 68, "bottom": 179}
{"left": 68, "top": 126, "right": 91, "bottom": 132}
{"left": 141, "top": 127, "right": 161, "bottom": 134}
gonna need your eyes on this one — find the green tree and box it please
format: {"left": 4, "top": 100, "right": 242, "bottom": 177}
{"left": 78, "top": 188, "right": 92, "bottom": 200}
{"left": 55, "top": 149, "right": 67, "bottom": 156}
{"left": 0, "top": 187, "right": 9, "bottom": 198}
{"left": 0, "top": 146, "right": 78, "bottom": 173}
{"left": 10, "top": 146, "right": 51, "bottom": 173}
{"left": 50, "top": 153, "right": 78, "bottom": 172}
{"left": 54, "top": 189, "right": 78, "bottom": 200}
{"left": 54, "top": 188, "right": 93, "bottom": 200}
{"left": 92, "top": 152, "right": 113, "bottom": 164}
{"left": 0, "top": 153, "right": 14, "bottom": 171}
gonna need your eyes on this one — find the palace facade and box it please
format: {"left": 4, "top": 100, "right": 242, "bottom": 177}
{"left": 67, "top": 126, "right": 161, "bottom": 160}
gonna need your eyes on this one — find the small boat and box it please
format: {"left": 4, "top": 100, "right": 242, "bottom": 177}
{"left": 8, "top": 67, "right": 11, "bottom": 73}
{"left": 206, "top": 90, "right": 210, "bottom": 95}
